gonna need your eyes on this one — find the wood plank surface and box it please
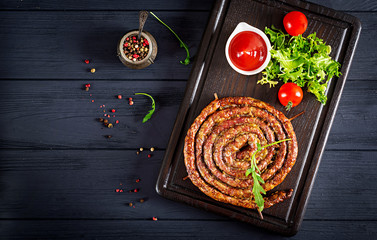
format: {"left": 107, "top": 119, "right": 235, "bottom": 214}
{"left": 0, "top": 0, "right": 376, "bottom": 238}
{"left": 0, "top": 0, "right": 215, "bottom": 11}
{"left": 0, "top": 80, "right": 375, "bottom": 150}
{"left": 0, "top": 11, "right": 208, "bottom": 80}
{"left": 0, "top": 11, "right": 374, "bottom": 80}
{"left": 0, "top": 81, "right": 185, "bottom": 149}
{"left": 0, "top": 150, "right": 375, "bottom": 220}
{"left": 0, "top": 219, "right": 376, "bottom": 240}
{"left": 0, "top": 0, "right": 376, "bottom": 11}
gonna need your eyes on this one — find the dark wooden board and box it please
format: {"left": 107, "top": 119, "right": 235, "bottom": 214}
{"left": 1, "top": 219, "right": 377, "bottom": 240}
{"left": 0, "top": 150, "right": 375, "bottom": 220}
{"left": 156, "top": 0, "right": 361, "bottom": 235}
{"left": 0, "top": 11, "right": 375, "bottom": 81}
{"left": 0, "top": 80, "right": 375, "bottom": 150}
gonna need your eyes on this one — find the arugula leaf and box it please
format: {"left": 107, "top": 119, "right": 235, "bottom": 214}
{"left": 150, "top": 12, "right": 190, "bottom": 65}
{"left": 245, "top": 168, "right": 253, "bottom": 177}
{"left": 135, "top": 93, "right": 155, "bottom": 123}
{"left": 245, "top": 138, "right": 291, "bottom": 213}
{"left": 258, "top": 27, "right": 341, "bottom": 104}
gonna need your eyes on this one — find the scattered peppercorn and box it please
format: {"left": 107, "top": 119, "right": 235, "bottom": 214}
{"left": 99, "top": 118, "right": 104, "bottom": 122}
{"left": 106, "top": 135, "right": 112, "bottom": 139}
{"left": 139, "top": 198, "right": 145, "bottom": 203}
{"left": 85, "top": 87, "right": 90, "bottom": 91}
{"left": 129, "top": 100, "right": 134, "bottom": 105}
{"left": 129, "top": 203, "right": 133, "bottom": 207}
{"left": 150, "top": 147, "right": 155, "bottom": 152}
{"left": 152, "top": 217, "right": 158, "bottom": 221}
{"left": 108, "top": 123, "right": 113, "bottom": 128}
{"left": 104, "top": 119, "right": 109, "bottom": 124}
{"left": 136, "top": 179, "right": 140, "bottom": 183}
{"left": 117, "top": 95, "right": 122, "bottom": 99}
{"left": 90, "top": 68, "right": 96, "bottom": 73}
{"left": 139, "top": 148, "right": 144, "bottom": 152}
{"left": 136, "top": 151, "right": 140, "bottom": 155}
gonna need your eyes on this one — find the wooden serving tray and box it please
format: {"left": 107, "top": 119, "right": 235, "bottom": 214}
{"left": 156, "top": 0, "right": 361, "bottom": 235}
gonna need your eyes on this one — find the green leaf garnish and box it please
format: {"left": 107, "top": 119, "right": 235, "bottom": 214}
{"left": 285, "top": 101, "right": 293, "bottom": 112}
{"left": 135, "top": 93, "right": 155, "bottom": 123}
{"left": 150, "top": 11, "right": 191, "bottom": 65}
{"left": 258, "top": 26, "right": 341, "bottom": 104}
{"left": 245, "top": 168, "right": 253, "bottom": 177}
{"left": 246, "top": 138, "right": 291, "bottom": 213}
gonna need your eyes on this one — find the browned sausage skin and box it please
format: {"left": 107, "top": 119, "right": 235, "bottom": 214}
{"left": 184, "top": 97, "right": 298, "bottom": 209}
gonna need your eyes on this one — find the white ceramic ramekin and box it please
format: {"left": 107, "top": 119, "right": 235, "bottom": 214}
{"left": 225, "top": 22, "right": 271, "bottom": 75}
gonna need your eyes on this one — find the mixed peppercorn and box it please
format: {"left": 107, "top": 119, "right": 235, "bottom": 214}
{"left": 81, "top": 58, "right": 159, "bottom": 220}
{"left": 123, "top": 35, "right": 150, "bottom": 62}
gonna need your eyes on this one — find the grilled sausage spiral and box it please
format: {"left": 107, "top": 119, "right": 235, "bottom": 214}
{"left": 184, "top": 97, "right": 297, "bottom": 209}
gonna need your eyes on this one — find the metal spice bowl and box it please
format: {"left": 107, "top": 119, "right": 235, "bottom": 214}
{"left": 117, "top": 30, "right": 158, "bottom": 70}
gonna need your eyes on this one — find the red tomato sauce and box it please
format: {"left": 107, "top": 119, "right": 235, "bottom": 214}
{"left": 228, "top": 31, "right": 268, "bottom": 71}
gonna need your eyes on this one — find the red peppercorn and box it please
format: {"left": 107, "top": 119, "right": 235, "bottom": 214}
{"left": 84, "top": 59, "right": 90, "bottom": 64}
{"left": 116, "top": 120, "right": 119, "bottom": 124}
{"left": 111, "top": 109, "right": 116, "bottom": 113}
{"left": 136, "top": 179, "right": 140, "bottom": 183}
{"left": 126, "top": 37, "right": 129, "bottom": 41}
{"left": 133, "top": 188, "right": 139, "bottom": 193}
{"left": 129, "top": 101, "right": 134, "bottom": 106}
{"left": 132, "top": 36, "right": 136, "bottom": 40}
{"left": 129, "top": 97, "right": 133, "bottom": 101}
{"left": 120, "top": 189, "right": 123, "bottom": 192}
{"left": 117, "top": 95, "right": 122, "bottom": 99}
{"left": 148, "top": 154, "right": 151, "bottom": 158}
{"left": 142, "top": 43, "right": 146, "bottom": 47}
{"left": 145, "top": 40, "right": 149, "bottom": 45}
{"left": 85, "top": 84, "right": 91, "bottom": 88}
{"left": 152, "top": 217, "right": 158, "bottom": 221}
{"left": 116, "top": 189, "right": 120, "bottom": 192}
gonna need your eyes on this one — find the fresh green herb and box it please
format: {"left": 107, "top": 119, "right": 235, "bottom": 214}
{"left": 135, "top": 93, "right": 155, "bottom": 123}
{"left": 245, "top": 138, "right": 291, "bottom": 213}
{"left": 258, "top": 26, "right": 341, "bottom": 104}
{"left": 150, "top": 11, "right": 190, "bottom": 65}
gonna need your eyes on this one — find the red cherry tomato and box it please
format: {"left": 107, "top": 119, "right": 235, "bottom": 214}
{"left": 283, "top": 11, "right": 308, "bottom": 36}
{"left": 278, "top": 82, "right": 303, "bottom": 110}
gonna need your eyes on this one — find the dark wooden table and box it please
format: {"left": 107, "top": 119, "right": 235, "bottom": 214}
{"left": 0, "top": 0, "right": 376, "bottom": 239}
